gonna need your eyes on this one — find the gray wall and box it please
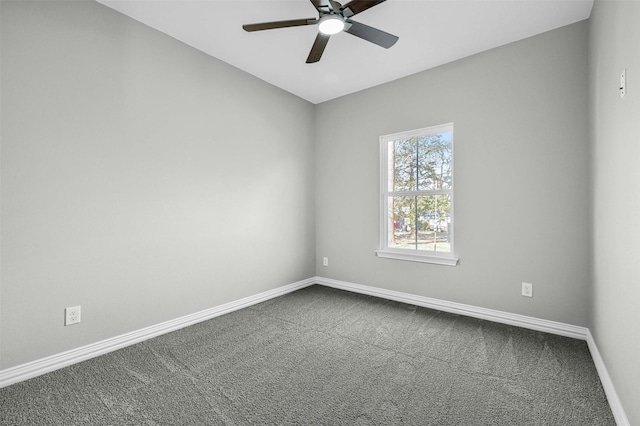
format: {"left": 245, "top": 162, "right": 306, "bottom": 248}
{"left": 315, "top": 22, "right": 590, "bottom": 326}
{"left": 0, "top": 1, "right": 315, "bottom": 369}
{"left": 589, "top": 1, "right": 640, "bottom": 424}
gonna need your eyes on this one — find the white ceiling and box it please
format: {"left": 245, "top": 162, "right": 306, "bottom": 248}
{"left": 97, "top": 0, "right": 593, "bottom": 104}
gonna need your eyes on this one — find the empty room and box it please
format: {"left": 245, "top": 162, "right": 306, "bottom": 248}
{"left": 1, "top": 0, "right": 638, "bottom": 424}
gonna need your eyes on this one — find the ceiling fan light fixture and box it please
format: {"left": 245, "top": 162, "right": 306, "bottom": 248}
{"left": 318, "top": 15, "right": 345, "bottom": 35}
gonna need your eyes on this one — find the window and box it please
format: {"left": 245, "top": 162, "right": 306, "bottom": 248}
{"left": 376, "top": 123, "right": 458, "bottom": 266}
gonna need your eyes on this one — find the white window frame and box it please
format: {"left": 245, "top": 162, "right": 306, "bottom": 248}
{"left": 375, "top": 123, "right": 458, "bottom": 266}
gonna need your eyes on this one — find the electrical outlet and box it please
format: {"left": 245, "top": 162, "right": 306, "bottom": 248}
{"left": 620, "top": 68, "right": 626, "bottom": 99}
{"left": 322, "top": 257, "right": 329, "bottom": 267}
{"left": 65, "top": 306, "right": 81, "bottom": 326}
{"left": 521, "top": 282, "right": 533, "bottom": 298}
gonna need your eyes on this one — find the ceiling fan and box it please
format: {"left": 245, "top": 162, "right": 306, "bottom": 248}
{"left": 242, "top": 0, "right": 398, "bottom": 63}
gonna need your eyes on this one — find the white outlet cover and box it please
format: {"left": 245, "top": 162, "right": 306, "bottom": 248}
{"left": 65, "top": 306, "right": 81, "bottom": 326}
{"left": 522, "top": 283, "right": 533, "bottom": 298}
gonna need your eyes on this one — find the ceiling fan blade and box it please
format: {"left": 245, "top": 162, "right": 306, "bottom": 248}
{"left": 344, "top": 19, "right": 398, "bottom": 48}
{"left": 243, "top": 18, "right": 316, "bottom": 32}
{"left": 341, "top": 0, "right": 387, "bottom": 17}
{"left": 309, "top": 0, "right": 332, "bottom": 14}
{"left": 306, "top": 32, "right": 331, "bottom": 63}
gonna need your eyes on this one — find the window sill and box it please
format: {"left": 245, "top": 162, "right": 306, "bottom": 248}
{"left": 375, "top": 250, "right": 459, "bottom": 266}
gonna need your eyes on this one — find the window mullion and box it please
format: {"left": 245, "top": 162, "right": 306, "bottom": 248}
{"left": 386, "top": 190, "right": 452, "bottom": 197}
{"left": 413, "top": 195, "right": 418, "bottom": 250}
{"left": 414, "top": 138, "right": 419, "bottom": 250}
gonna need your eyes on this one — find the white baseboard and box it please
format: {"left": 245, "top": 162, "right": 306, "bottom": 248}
{"left": 313, "top": 276, "right": 629, "bottom": 426}
{"left": 313, "top": 276, "right": 588, "bottom": 339}
{"left": 0, "top": 278, "right": 315, "bottom": 389}
{"left": 586, "top": 330, "right": 631, "bottom": 426}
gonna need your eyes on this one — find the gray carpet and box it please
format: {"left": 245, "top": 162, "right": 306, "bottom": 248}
{"left": 0, "top": 285, "right": 615, "bottom": 425}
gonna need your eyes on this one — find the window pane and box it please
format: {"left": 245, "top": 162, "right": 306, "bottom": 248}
{"left": 388, "top": 196, "right": 417, "bottom": 249}
{"left": 392, "top": 138, "right": 417, "bottom": 192}
{"left": 416, "top": 194, "right": 451, "bottom": 253}
{"left": 417, "top": 131, "right": 452, "bottom": 190}
{"left": 388, "top": 194, "right": 451, "bottom": 253}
